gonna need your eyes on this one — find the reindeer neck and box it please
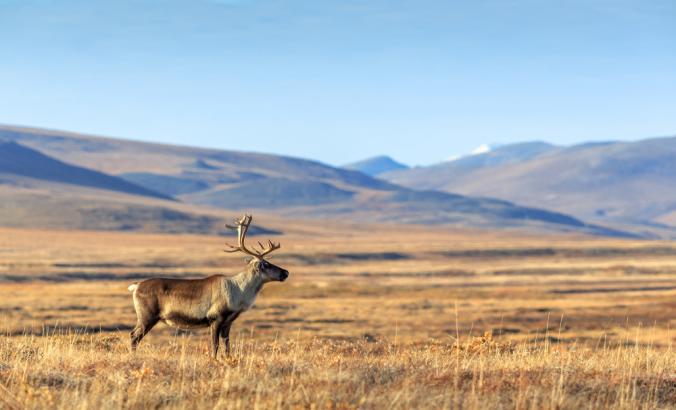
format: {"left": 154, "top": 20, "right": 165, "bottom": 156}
{"left": 232, "top": 268, "right": 265, "bottom": 298}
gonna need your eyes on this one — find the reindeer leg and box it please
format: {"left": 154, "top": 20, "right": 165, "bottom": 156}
{"left": 210, "top": 320, "right": 223, "bottom": 359}
{"left": 220, "top": 322, "right": 232, "bottom": 356}
{"left": 130, "top": 317, "right": 158, "bottom": 351}
{"left": 220, "top": 311, "right": 240, "bottom": 356}
{"left": 130, "top": 323, "right": 141, "bottom": 349}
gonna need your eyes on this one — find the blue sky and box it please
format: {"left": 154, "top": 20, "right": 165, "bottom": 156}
{"left": 1, "top": 0, "right": 674, "bottom": 165}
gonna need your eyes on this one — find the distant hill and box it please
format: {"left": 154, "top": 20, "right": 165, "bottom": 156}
{"left": 382, "top": 137, "right": 676, "bottom": 233}
{"left": 0, "top": 125, "right": 635, "bottom": 237}
{"left": 0, "top": 176, "right": 281, "bottom": 234}
{"left": 444, "top": 141, "right": 558, "bottom": 170}
{"left": 384, "top": 141, "right": 559, "bottom": 190}
{"left": 343, "top": 156, "right": 409, "bottom": 176}
{"left": 0, "top": 125, "right": 392, "bottom": 190}
{"left": 0, "top": 139, "right": 246, "bottom": 234}
{"left": 0, "top": 140, "right": 171, "bottom": 200}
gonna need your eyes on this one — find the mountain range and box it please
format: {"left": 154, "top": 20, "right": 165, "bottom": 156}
{"left": 0, "top": 125, "right": 627, "bottom": 237}
{"left": 382, "top": 137, "right": 676, "bottom": 237}
{"left": 343, "top": 156, "right": 409, "bottom": 176}
{"left": 0, "top": 140, "right": 170, "bottom": 200}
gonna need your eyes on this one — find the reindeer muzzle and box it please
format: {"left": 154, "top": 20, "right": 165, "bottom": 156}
{"left": 280, "top": 270, "right": 289, "bottom": 282}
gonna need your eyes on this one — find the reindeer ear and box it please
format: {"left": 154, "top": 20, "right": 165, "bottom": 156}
{"left": 244, "top": 256, "right": 254, "bottom": 264}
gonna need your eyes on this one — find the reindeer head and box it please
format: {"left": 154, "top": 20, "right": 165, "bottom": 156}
{"left": 224, "top": 215, "right": 289, "bottom": 282}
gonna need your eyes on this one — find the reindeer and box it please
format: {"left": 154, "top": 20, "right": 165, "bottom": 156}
{"left": 127, "top": 215, "right": 289, "bottom": 358}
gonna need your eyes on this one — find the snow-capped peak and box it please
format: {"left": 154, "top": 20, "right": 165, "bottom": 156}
{"left": 470, "top": 143, "right": 491, "bottom": 155}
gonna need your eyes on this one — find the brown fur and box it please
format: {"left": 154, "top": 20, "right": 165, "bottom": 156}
{"left": 129, "top": 259, "right": 288, "bottom": 357}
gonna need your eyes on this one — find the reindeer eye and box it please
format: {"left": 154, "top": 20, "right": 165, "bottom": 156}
{"left": 260, "top": 261, "right": 268, "bottom": 268}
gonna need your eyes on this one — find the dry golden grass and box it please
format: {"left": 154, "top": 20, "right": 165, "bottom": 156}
{"left": 1, "top": 223, "right": 675, "bottom": 409}
{"left": 1, "top": 332, "right": 675, "bottom": 409}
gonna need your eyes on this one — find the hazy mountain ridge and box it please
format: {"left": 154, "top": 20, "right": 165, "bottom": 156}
{"left": 343, "top": 156, "right": 409, "bottom": 176}
{"left": 382, "top": 136, "right": 676, "bottom": 232}
{"left": 0, "top": 125, "right": 636, "bottom": 237}
{"left": 384, "top": 141, "right": 560, "bottom": 190}
{"left": 0, "top": 140, "right": 171, "bottom": 200}
{"left": 0, "top": 126, "right": 393, "bottom": 191}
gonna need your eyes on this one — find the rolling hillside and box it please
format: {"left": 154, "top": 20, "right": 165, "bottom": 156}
{"left": 0, "top": 140, "right": 170, "bottom": 200}
{"left": 342, "top": 155, "right": 409, "bottom": 176}
{"left": 383, "top": 137, "right": 676, "bottom": 233}
{"left": 0, "top": 125, "right": 633, "bottom": 236}
{"left": 0, "top": 139, "right": 277, "bottom": 234}
{"left": 383, "top": 141, "right": 559, "bottom": 190}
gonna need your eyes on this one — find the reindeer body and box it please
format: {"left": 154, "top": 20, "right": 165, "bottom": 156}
{"left": 128, "top": 215, "right": 288, "bottom": 357}
{"left": 131, "top": 272, "right": 261, "bottom": 327}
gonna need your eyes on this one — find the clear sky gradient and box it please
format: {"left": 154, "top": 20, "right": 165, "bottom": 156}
{"left": 1, "top": 0, "right": 674, "bottom": 165}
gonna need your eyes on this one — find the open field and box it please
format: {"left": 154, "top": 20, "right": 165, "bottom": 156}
{"left": 1, "top": 223, "right": 675, "bottom": 408}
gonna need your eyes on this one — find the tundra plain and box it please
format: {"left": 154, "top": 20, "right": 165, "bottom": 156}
{"left": 0, "top": 222, "right": 675, "bottom": 409}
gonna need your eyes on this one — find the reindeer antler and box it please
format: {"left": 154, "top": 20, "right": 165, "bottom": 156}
{"left": 224, "top": 215, "right": 280, "bottom": 258}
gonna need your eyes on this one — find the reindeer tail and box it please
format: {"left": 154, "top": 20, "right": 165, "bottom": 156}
{"left": 128, "top": 283, "right": 139, "bottom": 292}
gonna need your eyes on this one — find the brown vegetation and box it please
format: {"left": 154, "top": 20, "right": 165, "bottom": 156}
{"left": 0, "top": 223, "right": 675, "bottom": 408}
